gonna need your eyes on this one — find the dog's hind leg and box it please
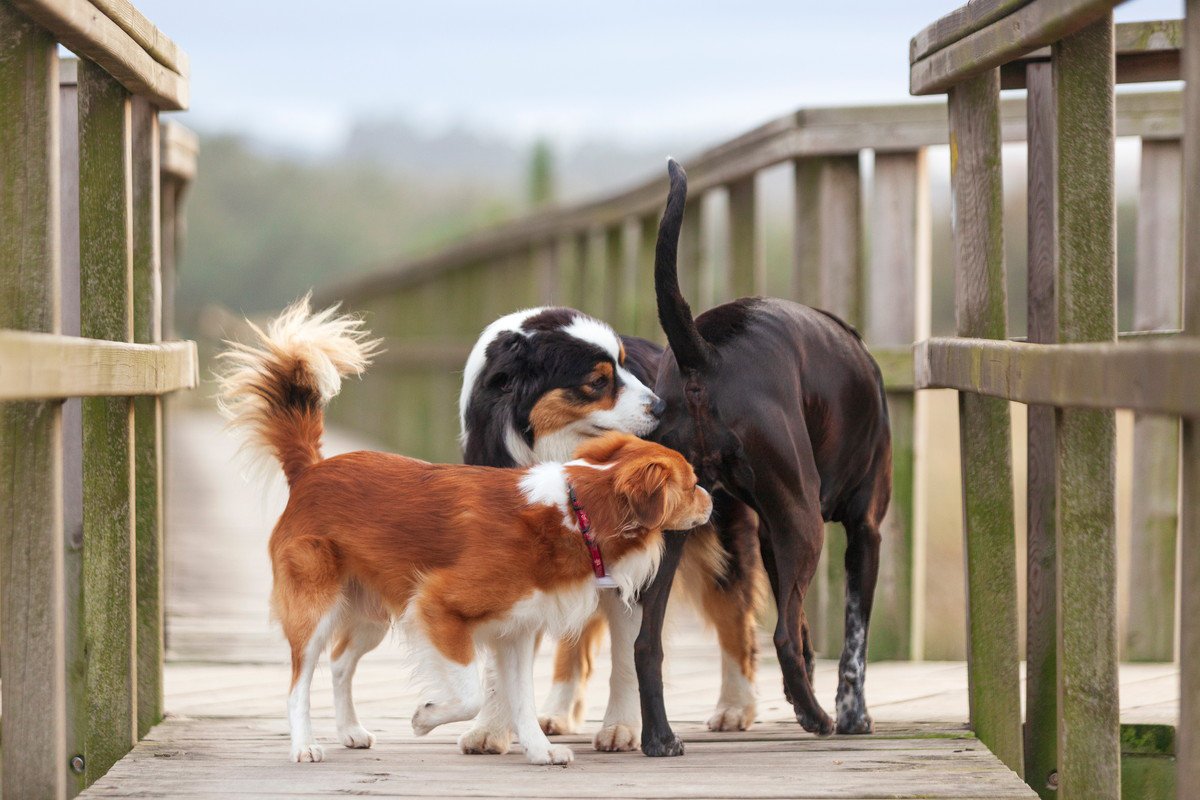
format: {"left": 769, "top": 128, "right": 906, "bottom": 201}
{"left": 331, "top": 585, "right": 389, "bottom": 749}
{"left": 835, "top": 514, "right": 882, "bottom": 734}
{"left": 495, "top": 629, "right": 574, "bottom": 765}
{"left": 539, "top": 614, "right": 605, "bottom": 735}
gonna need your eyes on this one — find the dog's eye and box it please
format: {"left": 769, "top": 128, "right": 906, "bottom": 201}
{"left": 590, "top": 375, "right": 609, "bottom": 390}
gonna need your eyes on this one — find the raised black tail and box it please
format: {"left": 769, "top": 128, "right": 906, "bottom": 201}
{"left": 655, "top": 159, "right": 713, "bottom": 374}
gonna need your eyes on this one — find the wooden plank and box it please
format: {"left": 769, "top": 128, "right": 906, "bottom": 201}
{"left": 0, "top": 9, "right": 69, "bottom": 798}
{"left": 78, "top": 58, "right": 138, "bottom": 784}
{"left": 89, "top": 0, "right": 188, "bottom": 76}
{"left": 10, "top": 0, "right": 187, "bottom": 109}
{"left": 159, "top": 120, "right": 197, "bottom": 183}
{"left": 914, "top": 336, "right": 1200, "bottom": 415}
{"left": 792, "top": 156, "right": 861, "bottom": 324}
{"left": 533, "top": 240, "right": 558, "bottom": 306}
{"left": 1126, "top": 138, "right": 1182, "bottom": 663}
{"left": 1052, "top": 18, "right": 1119, "bottom": 800}
{"left": 602, "top": 225, "right": 623, "bottom": 327}
{"left": 946, "top": 68, "right": 1023, "bottom": 776}
{"left": 910, "top": 0, "right": 1115, "bottom": 95}
{"left": 1000, "top": 20, "right": 1184, "bottom": 88}
{"left": 676, "top": 201, "right": 702, "bottom": 315}
{"left": 616, "top": 218, "right": 638, "bottom": 332}
{"left": 318, "top": 91, "right": 1183, "bottom": 308}
{"left": 864, "top": 150, "right": 930, "bottom": 660}
{"left": 1022, "top": 59, "right": 1058, "bottom": 800}
{"left": 1178, "top": 2, "right": 1200, "bottom": 795}
{"left": 130, "top": 95, "right": 162, "bottom": 740}
{"left": 910, "top": 0, "right": 1034, "bottom": 62}
{"left": 726, "top": 174, "right": 758, "bottom": 299}
{"left": 636, "top": 214, "right": 659, "bottom": 340}
{"left": 0, "top": 331, "right": 198, "bottom": 399}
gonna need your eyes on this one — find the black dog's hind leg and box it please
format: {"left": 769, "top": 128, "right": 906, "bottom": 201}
{"left": 835, "top": 515, "right": 881, "bottom": 734}
{"left": 635, "top": 530, "right": 688, "bottom": 756}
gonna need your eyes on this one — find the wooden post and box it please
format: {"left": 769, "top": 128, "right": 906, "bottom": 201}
{"left": 1177, "top": 2, "right": 1200, "bottom": 795}
{"left": 793, "top": 154, "right": 862, "bottom": 656}
{"left": 677, "top": 202, "right": 702, "bottom": 317}
{"left": 534, "top": 239, "right": 559, "bottom": 307}
{"left": 636, "top": 214, "right": 659, "bottom": 340}
{"left": 603, "top": 225, "right": 623, "bottom": 326}
{"left": 618, "top": 218, "right": 639, "bottom": 333}
{"left": 947, "top": 68, "right": 1023, "bottom": 776}
{"left": 0, "top": 9, "right": 68, "bottom": 798}
{"left": 864, "top": 150, "right": 929, "bottom": 661}
{"left": 131, "top": 95, "right": 162, "bottom": 739}
{"left": 727, "top": 174, "right": 758, "bottom": 299}
{"left": 1053, "top": 17, "right": 1119, "bottom": 800}
{"left": 1024, "top": 59, "right": 1059, "bottom": 800}
{"left": 78, "top": 57, "right": 138, "bottom": 783}
{"left": 1125, "top": 137, "right": 1182, "bottom": 663}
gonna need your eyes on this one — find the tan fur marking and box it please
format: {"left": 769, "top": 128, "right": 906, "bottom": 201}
{"left": 552, "top": 613, "right": 607, "bottom": 683}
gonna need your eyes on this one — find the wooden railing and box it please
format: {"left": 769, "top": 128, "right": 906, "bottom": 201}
{"left": 320, "top": 20, "right": 1184, "bottom": 687}
{"left": 909, "top": 1, "right": 1195, "bottom": 798}
{"left": 0, "top": 1, "right": 196, "bottom": 796}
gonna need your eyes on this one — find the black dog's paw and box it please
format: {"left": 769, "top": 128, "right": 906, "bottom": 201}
{"left": 796, "top": 710, "right": 835, "bottom": 737}
{"left": 642, "top": 733, "right": 686, "bottom": 757}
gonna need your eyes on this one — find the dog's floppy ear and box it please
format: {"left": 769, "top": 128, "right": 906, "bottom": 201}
{"left": 614, "top": 455, "right": 673, "bottom": 534}
{"left": 573, "top": 431, "right": 636, "bottom": 464}
{"left": 484, "top": 331, "right": 529, "bottom": 392}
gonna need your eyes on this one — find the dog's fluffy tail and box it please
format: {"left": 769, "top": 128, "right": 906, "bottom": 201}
{"left": 655, "top": 158, "right": 713, "bottom": 374}
{"left": 216, "top": 295, "right": 380, "bottom": 486}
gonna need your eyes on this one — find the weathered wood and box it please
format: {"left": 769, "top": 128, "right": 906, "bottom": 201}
{"left": 676, "top": 202, "right": 702, "bottom": 313}
{"left": 1000, "top": 20, "right": 1183, "bottom": 88}
{"left": 1126, "top": 138, "right": 1182, "bottom": 664}
{"left": 910, "top": 0, "right": 1034, "bottom": 62}
{"left": 602, "top": 225, "right": 623, "bottom": 327}
{"left": 78, "top": 57, "right": 138, "bottom": 783}
{"left": 1052, "top": 17, "right": 1119, "bottom": 800}
{"left": 1178, "top": 2, "right": 1200, "bottom": 795}
{"left": 947, "top": 68, "right": 1022, "bottom": 776}
{"left": 616, "top": 218, "right": 638, "bottom": 333}
{"left": 726, "top": 174, "right": 758, "bottom": 299}
{"left": 89, "top": 0, "right": 188, "bottom": 75}
{"left": 864, "top": 150, "right": 930, "bottom": 660}
{"left": 914, "top": 336, "right": 1200, "bottom": 415}
{"left": 10, "top": 0, "right": 187, "bottom": 109}
{"left": 636, "top": 214, "right": 659, "bottom": 340}
{"left": 533, "top": 240, "right": 558, "bottom": 306}
{"left": 792, "top": 156, "right": 861, "bottom": 325}
{"left": 0, "top": 8, "right": 69, "bottom": 798}
{"left": 1022, "top": 59, "right": 1057, "bottom": 800}
{"left": 130, "top": 94, "right": 162, "bottom": 739}
{"left": 159, "top": 120, "right": 197, "bottom": 182}
{"left": 318, "top": 91, "right": 1183, "bottom": 308}
{"left": 0, "top": 331, "right": 198, "bottom": 399}
{"left": 910, "top": 0, "right": 1115, "bottom": 95}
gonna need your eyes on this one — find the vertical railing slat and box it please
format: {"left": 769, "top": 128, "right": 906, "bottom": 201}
{"left": 0, "top": 9, "right": 68, "bottom": 798}
{"left": 947, "top": 67, "right": 1023, "bottom": 776}
{"left": 78, "top": 57, "right": 138, "bottom": 784}
{"left": 1177, "top": 2, "right": 1200, "bottom": 795}
{"left": 603, "top": 225, "right": 623, "bottom": 326}
{"left": 1023, "top": 58, "right": 1059, "bottom": 800}
{"left": 636, "top": 214, "right": 658, "bottom": 340}
{"left": 1125, "top": 137, "right": 1182, "bottom": 663}
{"left": 1053, "top": 16, "right": 1119, "bottom": 800}
{"left": 864, "top": 150, "right": 929, "bottom": 661}
{"left": 131, "top": 95, "right": 162, "bottom": 739}
{"left": 727, "top": 174, "right": 758, "bottom": 299}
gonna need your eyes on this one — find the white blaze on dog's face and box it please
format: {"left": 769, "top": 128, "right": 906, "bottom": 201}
{"left": 459, "top": 308, "right": 664, "bottom": 467}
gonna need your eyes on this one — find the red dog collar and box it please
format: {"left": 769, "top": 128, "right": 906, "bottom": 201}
{"left": 567, "top": 483, "right": 617, "bottom": 589}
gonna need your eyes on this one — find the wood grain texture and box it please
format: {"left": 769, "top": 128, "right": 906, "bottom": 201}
{"left": 910, "top": 0, "right": 1035, "bottom": 62}
{"left": 1126, "top": 138, "right": 1182, "bottom": 663}
{"left": 0, "top": 7, "right": 69, "bottom": 798}
{"left": 0, "top": 331, "right": 198, "bottom": 399}
{"left": 318, "top": 91, "right": 1181, "bottom": 309}
{"left": 1178, "top": 2, "right": 1200, "bottom": 795}
{"left": 1052, "top": 21, "right": 1119, "bottom": 799}
{"left": 78, "top": 58, "right": 138, "bottom": 784}
{"left": 947, "top": 69, "right": 1023, "bottom": 776}
{"left": 10, "top": 0, "right": 187, "bottom": 109}
{"left": 864, "top": 151, "right": 930, "bottom": 660}
{"left": 1000, "top": 20, "right": 1183, "bottom": 88}
{"left": 1022, "top": 59, "right": 1058, "bottom": 800}
{"left": 910, "top": 0, "right": 1115, "bottom": 95}
{"left": 88, "top": 0, "right": 188, "bottom": 75}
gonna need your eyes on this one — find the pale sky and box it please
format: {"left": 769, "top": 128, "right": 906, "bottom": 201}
{"left": 138, "top": 0, "right": 1183, "bottom": 153}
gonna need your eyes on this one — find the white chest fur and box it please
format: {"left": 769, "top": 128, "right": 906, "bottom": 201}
{"left": 480, "top": 580, "right": 599, "bottom": 641}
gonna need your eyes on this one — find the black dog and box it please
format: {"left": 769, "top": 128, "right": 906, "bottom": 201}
{"left": 636, "top": 160, "right": 892, "bottom": 755}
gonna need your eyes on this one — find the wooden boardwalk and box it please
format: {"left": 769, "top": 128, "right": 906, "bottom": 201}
{"left": 76, "top": 409, "right": 1173, "bottom": 798}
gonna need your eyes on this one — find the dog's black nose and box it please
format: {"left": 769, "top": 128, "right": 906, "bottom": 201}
{"left": 650, "top": 395, "right": 667, "bottom": 418}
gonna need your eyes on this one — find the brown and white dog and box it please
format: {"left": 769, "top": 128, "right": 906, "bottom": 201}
{"left": 458, "top": 308, "right": 766, "bottom": 754}
{"left": 216, "top": 299, "right": 712, "bottom": 765}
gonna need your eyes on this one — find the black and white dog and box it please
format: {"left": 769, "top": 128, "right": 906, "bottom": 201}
{"left": 457, "top": 307, "right": 765, "bottom": 754}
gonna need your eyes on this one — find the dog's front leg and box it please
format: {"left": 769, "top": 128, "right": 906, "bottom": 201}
{"left": 594, "top": 591, "right": 641, "bottom": 751}
{"left": 459, "top": 648, "right": 513, "bottom": 755}
{"left": 635, "top": 530, "right": 688, "bottom": 756}
{"left": 496, "top": 629, "right": 574, "bottom": 765}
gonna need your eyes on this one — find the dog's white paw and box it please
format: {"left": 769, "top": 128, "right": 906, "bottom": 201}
{"left": 459, "top": 726, "right": 511, "bottom": 755}
{"left": 538, "top": 714, "right": 577, "bottom": 735}
{"left": 290, "top": 743, "right": 325, "bottom": 763}
{"left": 526, "top": 743, "right": 574, "bottom": 766}
{"left": 593, "top": 723, "right": 639, "bottom": 752}
{"left": 338, "top": 724, "right": 375, "bottom": 749}
{"left": 707, "top": 703, "right": 756, "bottom": 732}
